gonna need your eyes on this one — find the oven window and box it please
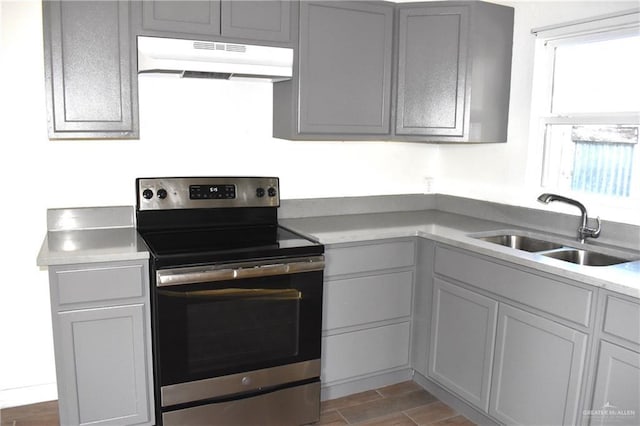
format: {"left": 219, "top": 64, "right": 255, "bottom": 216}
{"left": 156, "top": 271, "right": 322, "bottom": 386}
{"left": 185, "top": 288, "right": 300, "bottom": 373}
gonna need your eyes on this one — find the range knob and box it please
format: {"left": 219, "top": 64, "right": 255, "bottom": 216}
{"left": 256, "top": 187, "right": 265, "bottom": 198}
{"left": 142, "top": 189, "right": 153, "bottom": 200}
{"left": 157, "top": 188, "right": 168, "bottom": 199}
{"left": 267, "top": 187, "right": 277, "bottom": 197}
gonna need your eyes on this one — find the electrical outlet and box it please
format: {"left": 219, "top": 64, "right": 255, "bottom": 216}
{"left": 423, "top": 176, "right": 436, "bottom": 194}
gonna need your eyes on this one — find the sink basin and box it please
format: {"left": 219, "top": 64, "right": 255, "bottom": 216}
{"left": 542, "top": 249, "right": 630, "bottom": 266}
{"left": 475, "top": 235, "right": 563, "bottom": 252}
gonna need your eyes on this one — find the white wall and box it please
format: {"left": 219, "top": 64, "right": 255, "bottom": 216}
{"left": 435, "top": 0, "right": 640, "bottom": 222}
{"left": 0, "top": 0, "right": 637, "bottom": 408}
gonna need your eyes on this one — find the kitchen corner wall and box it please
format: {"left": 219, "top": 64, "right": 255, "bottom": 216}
{"left": 0, "top": 0, "right": 637, "bottom": 408}
{"left": 434, "top": 0, "right": 640, "bottom": 224}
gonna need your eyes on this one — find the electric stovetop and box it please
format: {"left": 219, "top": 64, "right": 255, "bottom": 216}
{"left": 140, "top": 225, "right": 323, "bottom": 268}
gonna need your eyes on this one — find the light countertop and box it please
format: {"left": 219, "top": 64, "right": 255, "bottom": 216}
{"left": 37, "top": 227, "right": 150, "bottom": 266}
{"left": 36, "top": 204, "right": 639, "bottom": 298}
{"left": 281, "top": 210, "right": 640, "bottom": 299}
{"left": 38, "top": 206, "right": 150, "bottom": 266}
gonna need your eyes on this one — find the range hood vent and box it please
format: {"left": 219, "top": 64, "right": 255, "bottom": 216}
{"left": 137, "top": 36, "right": 293, "bottom": 82}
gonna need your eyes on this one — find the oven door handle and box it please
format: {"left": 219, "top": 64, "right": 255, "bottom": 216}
{"left": 157, "top": 288, "right": 302, "bottom": 300}
{"left": 156, "top": 256, "right": 324, "bottom": 287}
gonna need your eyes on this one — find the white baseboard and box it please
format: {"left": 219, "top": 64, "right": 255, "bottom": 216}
{"left": 412, "top": 372, "right": 498, "bottom": 426}
{"left": 321, "top": 368, "right": 412, "bottom": 401}
{"left": 0, "top": 383, "right": 58, "bottom": 409}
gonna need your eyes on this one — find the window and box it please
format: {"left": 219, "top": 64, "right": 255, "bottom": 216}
{"left": 533, "top": 11, "right": 640, "bottom": 201}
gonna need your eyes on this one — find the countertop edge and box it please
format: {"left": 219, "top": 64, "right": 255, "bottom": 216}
{"left": 37, "top": 230, "right": 150, "bottom": 268}
{"left": 281, "top": 213, "right": 640, "bottom": 300}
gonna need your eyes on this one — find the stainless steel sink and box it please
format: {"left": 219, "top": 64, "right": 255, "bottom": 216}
{"left": 541, "top": 249, "right": 630, "bottom": 266}
{"left": 475, "top": 235, "right": 563, "bottom": 252}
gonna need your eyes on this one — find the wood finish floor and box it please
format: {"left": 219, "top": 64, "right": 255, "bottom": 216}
{"left": 316, "top": 381, "right": 475, "bottom": 426}
{"left": 0, "top": 400, "right": 59, "bottom": 426}
{"left": 0, "top": 381, "right": 474, "bottom": 426}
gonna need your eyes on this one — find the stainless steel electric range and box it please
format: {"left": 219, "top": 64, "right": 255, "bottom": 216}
{"left": 136, "top": 177, "right": 324, "bottom": 426}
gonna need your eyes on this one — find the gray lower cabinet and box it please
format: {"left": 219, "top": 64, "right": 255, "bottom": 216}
{"left": 590, "top": 342, "right": 640, "bottom": 426}
{"left": 588, "top": 292, "right": 640, "bottom": 426}
{"left": 429, "top": 244, "right": 595, "bottom": 425}
{"left": 395, "top": 1, "right": 513, "bottom": 142}
{"left": 489, "top": 304, "right": 588, "bottom": 425}
{"left": 321, "top": 239, "right": 415, "bottom": 398}
{"left": 139, "top": 0, "right": 292, "bottom": 43}
{"left": 273, "top": 1, "right": 394, "bottom": 139}
{"left": 49, "top": 260, "right": 154, "bottom": 426}
{"left": 428, "top": 278, "right": 497, "bottom": 411}
{"left": 42, "top": 0, "right": 138, "bottom": 139}
{"left": 411, "top": 238, "right": 436, "bottom": 378}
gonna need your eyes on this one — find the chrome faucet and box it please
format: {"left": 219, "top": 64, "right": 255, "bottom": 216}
{"left": 537, "top": 193, "right": 601, "bottom": 243}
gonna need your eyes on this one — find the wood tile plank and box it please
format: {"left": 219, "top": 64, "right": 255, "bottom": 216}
{"left": 0, "top": 401, "right": 59, "bottom": 426}
{"left": 321, "top": 390, "right": 383, "bottom": 413}
{"left": 317, "top": 410, "right": 348, "bottom": 425}
{"left": 431, "top": 415, "right": 476, "bottom": 426}
{"left": 405, "top": 401, "right": 457, "bottom": 425}
{"left": 339, "top": 390, "right": 437, "bottom": 424}
{"left": 356, "top": 412, "right": 418, "bottom": 425}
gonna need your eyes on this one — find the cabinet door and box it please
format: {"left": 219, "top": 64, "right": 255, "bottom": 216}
{"left": 590, "top": 341, "right": 640, "bottom": 426}
{"left": 142, "top": 1, "right": 221, "bottom": 36}
{"left": 56, "top": 305, "right": 152, "bottom": 426}
{"left": 396, "top": 6, "right": 469, "bottom": 137}
{"left": 428, "top": 278, "right": 497, "bottom": 411}
{"left": 490, "top": 304, "right": 588, "bottom": 425}
{"left": 43, "top": 1, "right": 137, "bottom": 139}
{"left": 221, "top": 1, "right": 290, "bottom": 42}
{"left": 298, "top": 1, "right": 393, "bottom": 134}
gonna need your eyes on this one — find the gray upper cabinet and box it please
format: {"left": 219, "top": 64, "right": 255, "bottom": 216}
{"left": 273, "top": 1, "right": 394, "bottom": 139}
{"left": 396, "top": 6, "right": 469, "bottom": 138}
{"left": 138, "top": 0, "right": 292, "bottom": 44}
{"left": 142, "top": 1, "right": 222, "bottom": 36}
{"left": 42, "top": 1, "right": 138, "bottom": 139}
{"left": 395, "top": 1, "right": 513, "bottom": 142}
{"left": 489, "top": 304, "right": 588, "bottom": 425}
{"left": 274, "top": 0, "right": 513, "bottom": 142}
{"left": 221, "top": 1, "right": 291, "bottom": 42}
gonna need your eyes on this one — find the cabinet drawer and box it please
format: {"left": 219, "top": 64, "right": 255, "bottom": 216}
{"left": 603, "top": 294, "right": 640, "bottom": 346}
{"left": 322, "top": 322, "right": 410, "bottom": 384}
{"left": 53, "top": 262, "right": 145, "bottom": 307}
{"left": 434, "top": 246, "right": 593, "bottom": 327}
{"left": 325, "top": 240, "right": 415, "bottom": 277}
{"left": 324, "top": 271, "right": 413, "bottom": 330}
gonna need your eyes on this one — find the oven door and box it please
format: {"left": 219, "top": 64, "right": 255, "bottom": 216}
{"left": 154, "top": 256, "right": 323, "bottom": 407}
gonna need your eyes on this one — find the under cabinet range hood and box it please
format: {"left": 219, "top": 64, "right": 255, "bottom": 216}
{"left": 137, "top": 36, "right": 293, "bottom": 82}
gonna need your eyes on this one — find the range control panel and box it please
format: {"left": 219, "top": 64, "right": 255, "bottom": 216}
{"left": 137, "top": 177, "right": 279, "bottom": 211}
{"left": 189, "top": 184, "right": 236, "bottom": 200}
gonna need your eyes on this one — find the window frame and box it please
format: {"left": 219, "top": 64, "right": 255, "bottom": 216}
{"left": 529, "top": 9, "right": 640, "bottom": 222}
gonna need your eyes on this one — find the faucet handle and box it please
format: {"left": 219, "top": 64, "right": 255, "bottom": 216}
{"left": 581, "top": 216, "right": 601, "bottom": 239}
